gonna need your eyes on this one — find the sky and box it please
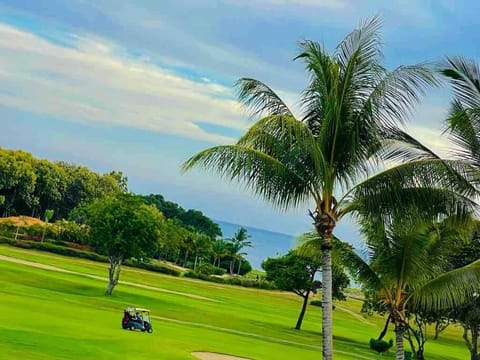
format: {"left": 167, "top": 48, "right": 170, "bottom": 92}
{"left": 0, "top": 1, "right": 479, "bottom": 243}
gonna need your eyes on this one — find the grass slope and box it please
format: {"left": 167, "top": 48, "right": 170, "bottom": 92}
{"left": 0, "top": 245, "right": 468, "bottom": 359}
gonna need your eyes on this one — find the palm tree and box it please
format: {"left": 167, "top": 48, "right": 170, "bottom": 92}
{"left": 211, "top": 238, "right": 229, "bottom": 267}
{"left": 190, "top": 232, "right": 212, "bottom": 270}
{"left": 183, "top": 17, "right": 474, "bottom": 359}
{"left": 230, "top": 227, "right": 252, "bottom": 275}
{"left": 341, "top": 217, "right": 480, "bottom": 360}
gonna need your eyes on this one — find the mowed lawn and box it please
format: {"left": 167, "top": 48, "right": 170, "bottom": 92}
{"left": 0, "top": 245, "right": 468, "bottom": 360}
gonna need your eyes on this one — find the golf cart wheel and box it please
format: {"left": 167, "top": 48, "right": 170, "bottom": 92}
{"left": 130, "top": 325, "right": 135, "bottom": 331}
{"left": 147, "top": 328, "right": 153, "bottom": 333}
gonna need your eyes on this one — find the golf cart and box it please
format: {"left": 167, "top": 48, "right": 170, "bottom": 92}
{"left": 122, "top": 307, "right": 153, "bottom": 333}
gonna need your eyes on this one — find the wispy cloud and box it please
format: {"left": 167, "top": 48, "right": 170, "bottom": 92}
{"left": 0, "top": 24, "right": 248, "bottom": 143}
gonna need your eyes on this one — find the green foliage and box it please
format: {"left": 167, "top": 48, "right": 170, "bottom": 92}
{"left": 369, "top": 338, "right": 393, "bottom": 354}
{"left": 263, "top": 251, "right": 320, "bottom": 298}
{"left": 310, "top": 300, "right": 322, "bottom": 307}
{"left": 140, "top": 194, "right": 222, "bottom": 238}
{"left": 183, "top": 271, "right": 276, "bottom": 290}
{"left": 80, "top": 193, "right": 163, "bottom": 261}
{"left": 0, "top": 236, "right": 107, "bottom": 262}
{"left": 123, "top": 259, "right": 181, "bottom": 277}
{"left": 196, "top": 263, "right": 226, "bottom": 276}
{"left": 0, "top": 148, "right": 127, "bottom": 218}
{"left": 77, "top": 193, "right": 164, "bottom": 294}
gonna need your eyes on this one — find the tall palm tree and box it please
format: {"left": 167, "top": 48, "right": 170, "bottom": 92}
{"left": 211, "top": 238, "right": 229, "bottom": 267}
{"left": 183, "top": 17, "right": 475, "bottom": 359}
{"left": 341, "top": 217, "right": 480, "bottom": 360}
{"left": 230, "top": 227, "right": 253, "bottom": 274}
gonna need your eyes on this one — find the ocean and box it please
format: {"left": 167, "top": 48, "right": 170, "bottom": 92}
{"left": 217, "top": 220, "right": 297, "bottom": 270}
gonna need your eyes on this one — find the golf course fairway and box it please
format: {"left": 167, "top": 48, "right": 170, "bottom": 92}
{"left": 0, "top": 245, "right": 468, "bottom": 359}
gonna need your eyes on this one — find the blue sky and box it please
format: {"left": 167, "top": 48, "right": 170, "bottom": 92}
{"left": 0, "top": 1, "right": 479, "bottom": 242}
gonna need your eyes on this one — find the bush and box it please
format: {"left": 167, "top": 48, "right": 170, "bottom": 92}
{"left": 369, "top": 338, "right": 393, "bottom": 354}
{"left": 196, "top": 263, "right": 226, "bottom": 276}
{"left": 310, "top": 300, "right": 322, "bottom": 307}
{"left": 183, "top": 271, "right": 276, "bottom": 289}
{"left": 0, "top": 237, "right": 180, "bottom": 276}
{"left": 0, "top": 237, "right": 107, "bottom": 262}
{"left": 124, "top": 259, "right": 180, "bottom": 277}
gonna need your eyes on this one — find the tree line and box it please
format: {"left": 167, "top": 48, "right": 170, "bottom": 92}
{"left": 0, "top": 148, "right": 255, "bottom": 289}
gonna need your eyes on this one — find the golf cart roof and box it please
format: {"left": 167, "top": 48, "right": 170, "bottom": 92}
{"left": 125, "top": 307, "right": 150, "bottom": 312}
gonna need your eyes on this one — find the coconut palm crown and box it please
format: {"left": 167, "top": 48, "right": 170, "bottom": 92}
{"left": 340, "top": 217, "right": 480, "bottom": 360}
{"left": 183, "top": 16, "right": 477, "bottom": 359}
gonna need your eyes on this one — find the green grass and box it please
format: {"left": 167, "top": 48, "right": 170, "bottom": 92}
{"left": 0, "top": 244, "right": 469, "bottom": 359}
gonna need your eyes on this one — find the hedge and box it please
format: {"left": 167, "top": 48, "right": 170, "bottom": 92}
{"left": 0, "top": 237, "right": 180, "bottom": 277}
{"left": 183, "top": 270, "right": 276, "bottom": 290}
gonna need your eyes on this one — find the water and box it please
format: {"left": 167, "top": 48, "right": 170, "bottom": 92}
{"left": 217, "top": 220, "right": 296, "bottom": 270}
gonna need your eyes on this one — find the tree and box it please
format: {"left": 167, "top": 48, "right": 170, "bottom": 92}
{"left": 41, "top": 209, "right": 54, "bottom": 242}
{"left": 211, "top": 238, "right": 229, "bottom": 267}
{"left": 0, "top": 149, "right": 37, "bottom": 216}
{"left": 263, "top": 252, "right": 321, "bottom": 330}
{"left": 190, "top": 232, "right": 212, "bottom": 270}
{"left": 141, "top": 194, "right": 222, "bottom": 238}
{"left": 79, "top": 193, "right": 163, "bottom": 295}
{"left": 183, "top": 17, "right": 473, "bottom": 359}
{"left": 230, "top": 227, "right": 252, "bottom": 275}
{"left": 342, "top": 218, "right": 480, "bottom": 360}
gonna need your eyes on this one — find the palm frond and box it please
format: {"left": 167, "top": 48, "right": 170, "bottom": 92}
{"left": 444, "top": 100, "right": 480, "bottom": 166}
{"left": 358, "top": 64, "right": 439, "bottom": 130}
{"left": 339, "top": 240, "right": 384, "bottom": 292}
{"left": 379, "top": 126, "right": 442, "bottom": 162}
{"left": 408, "top": 259, "right": 480, "bottom": 311}
{"left": 341, "top": 159, "right": 479, "bottom": 223}
{"left": 235, "top": 78, "right": 293, "bottom": 117}
{"left": 182, "top": 145, "right": 313, "bottom": 209}
{"left": 237, "top": 114, "right": 328, "bottom": 187}
{"left": 440, "top": 56, "right": 480, "bottom": 109}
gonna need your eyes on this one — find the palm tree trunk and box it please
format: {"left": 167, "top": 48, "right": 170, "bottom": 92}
{"left": 395, "top": 325, "right": 405, "bottom": 360}
{"left": 378, "top": 315, "right": 391, "bottom": 340}
{"left": 230, "top": 259, "right": 235, "bottom": 275}
{"left": 295, "top": 291, "right": 310, "bottom": 330}
{"left": 237, "top": 259, "right": 242, "bottom": 275}
{"left": 194, "top": 255, "right": 198, "bottom": 270}
{"left": 322, "top": 246, "right": 333, "bottom": 360}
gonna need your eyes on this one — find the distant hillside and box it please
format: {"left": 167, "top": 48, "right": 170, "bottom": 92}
{"left": 217, "top": 220, "right": 295, "bottom": 269}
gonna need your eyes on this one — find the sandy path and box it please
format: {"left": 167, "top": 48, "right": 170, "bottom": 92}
{"left": 0, "top": 254, "right": 219, "bottom": 302}
{"left": 192, "top": 352, "right": 250, "bottom": 360}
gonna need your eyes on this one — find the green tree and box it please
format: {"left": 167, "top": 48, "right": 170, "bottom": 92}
{"left": 80, "top": 193, "right": 163, "bottom": 295}
{"left": 0, "top": 149, "right": 36, "bottom": 216}
{"left": 141, "top": 194, "right": 222, "bottom": 238}
{"left": 31, "top": 160, "right": 66, "bottom": 218}
{"left": 342, "top": 218, "right": 480, "bottom": 360}
{"left": 41, "top": 209, "right": 54, "bottom": 242}
{"left": 263, "top": 251, "right": 348, "bottom": 330}
{"left": 211, "top": 238, "right": 229, "bottom": 267}
{"left": 229, "top": 227, "right": 252, "bottom": 275}
{"left": 183, "top": 17, "right": 473, "bottom": 359}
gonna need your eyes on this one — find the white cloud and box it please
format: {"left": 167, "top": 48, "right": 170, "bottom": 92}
{"left": 0, "top": 24, "right": 249, "bottom": 143}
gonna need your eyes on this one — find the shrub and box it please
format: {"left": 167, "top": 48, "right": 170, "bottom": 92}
{"left": 196, "top": 263, "right": 226, "bottom": 276}
{"left": 183, "top": 271, "right": 276, "bottom": 289}
{"left": 124, "top": 259, "right": 180, "bottom": 277}
{"left": 369, "top": 338, "right": 393, "bottom": 354}
{"left": 310, "top": 300, "right": 323, "bottom": 307}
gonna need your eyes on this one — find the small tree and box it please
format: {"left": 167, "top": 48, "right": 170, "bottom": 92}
{"left": 263, "top": 251, "right": 348, "bottom": 330}
{"left": 41, "top": 209, "right": 54, "bottom": 242}
{"left": 81, "top": 193, "right": 163, "bottom": 295}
